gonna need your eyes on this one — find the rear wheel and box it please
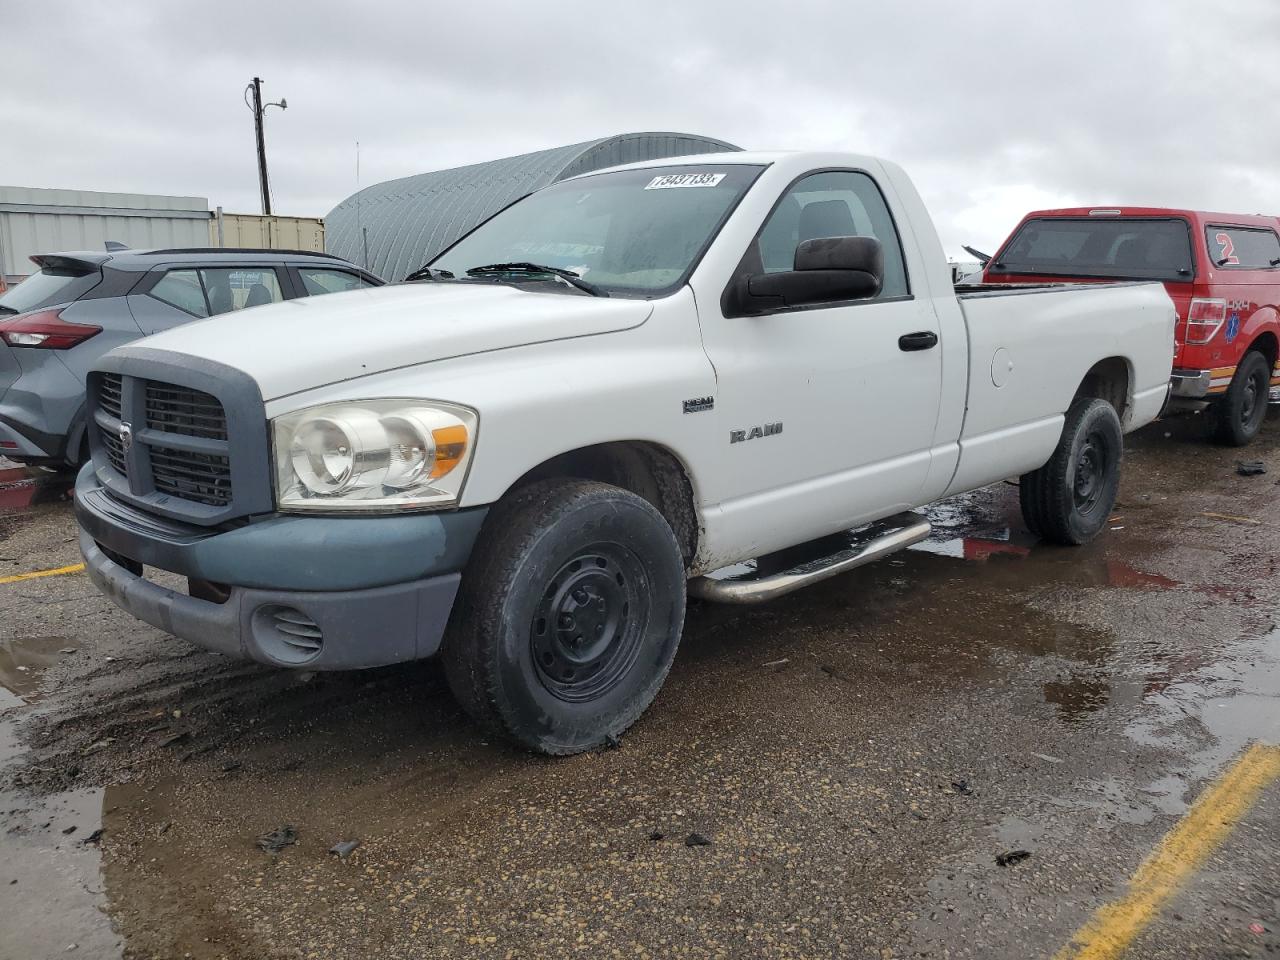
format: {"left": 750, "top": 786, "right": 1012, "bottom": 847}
{"left": 1020, "top": 397, "right": 1123, "bottom": 545}
{"left": 1212, "top": 350, "right": 1270, "bottom": 447}
{"left": 442, "top": 479, "right": 686, "bottom": 755}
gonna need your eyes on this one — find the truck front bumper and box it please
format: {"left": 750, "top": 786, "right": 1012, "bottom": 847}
{"left": 74, "top": 466, "right": 488, "bottom": 670}
{"left": 1169, "top": 368, "right": 1212, "bottom": 400}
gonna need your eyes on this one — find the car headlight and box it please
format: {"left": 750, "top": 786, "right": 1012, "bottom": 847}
{"left": 272, "top": 400, "right": 477, "bottom": 512}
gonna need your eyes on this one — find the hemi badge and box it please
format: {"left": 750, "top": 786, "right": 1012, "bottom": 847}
{"left": 683, "top": 397, "right": 714, "bottom": 414}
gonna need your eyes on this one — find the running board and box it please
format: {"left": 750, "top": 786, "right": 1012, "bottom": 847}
{"left": 688, "top": 511, "right": 932, "bottom": 605}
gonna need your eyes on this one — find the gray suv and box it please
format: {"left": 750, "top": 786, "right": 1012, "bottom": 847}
{"left": 0, "top": 248, "right": 382, "bottom": 467}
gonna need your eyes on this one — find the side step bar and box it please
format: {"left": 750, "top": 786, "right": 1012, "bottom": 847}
{"left": 688, "top": 511, "right": 932, "bottom": 605}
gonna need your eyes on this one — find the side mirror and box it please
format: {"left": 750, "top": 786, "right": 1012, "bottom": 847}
{"left": 736, "top": 236, "right": 883, "bottom": 314}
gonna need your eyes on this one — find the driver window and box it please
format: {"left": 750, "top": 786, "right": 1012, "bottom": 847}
{"left": 755, "top": 171, "right": 909, "bottom": 299}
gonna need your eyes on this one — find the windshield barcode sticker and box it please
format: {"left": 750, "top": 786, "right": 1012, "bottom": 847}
{"left": 644, "top": 173, "right": 726, "bottom": 190}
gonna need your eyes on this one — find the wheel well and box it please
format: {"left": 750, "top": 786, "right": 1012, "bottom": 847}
{"left": 1248, "top": 331, "right": 1278, "bottom": 371}
{"left": 1075, "top": 357, "right": 1130, "bottom": 422}
{"left": 507, "top": 441, "right": 700, "bottom": 566}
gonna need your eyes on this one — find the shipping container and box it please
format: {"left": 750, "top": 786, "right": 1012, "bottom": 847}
{"left": 210, "top": 210, "right": 324, "bottom": 252}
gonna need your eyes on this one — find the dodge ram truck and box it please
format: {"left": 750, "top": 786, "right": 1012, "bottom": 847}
{"left": 74, "top": 151, "right": 1175, "bottom": 754}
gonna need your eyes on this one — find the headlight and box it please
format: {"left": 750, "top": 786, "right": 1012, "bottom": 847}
{"left": 273, "top": 400, "right": 477, "bottom": 512}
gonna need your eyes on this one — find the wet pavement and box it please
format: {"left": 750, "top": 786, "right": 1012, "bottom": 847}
{"left": 1, "top": 415, "right": 1279, "bottom": 959}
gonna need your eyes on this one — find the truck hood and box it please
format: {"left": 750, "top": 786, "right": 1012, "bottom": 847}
{"left": 133, "top": 282, "right": 653, "bottom": 400}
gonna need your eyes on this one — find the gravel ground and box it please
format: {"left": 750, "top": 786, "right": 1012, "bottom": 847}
{"left": 1, "top": 412, "right": 1278, "bottom": 959}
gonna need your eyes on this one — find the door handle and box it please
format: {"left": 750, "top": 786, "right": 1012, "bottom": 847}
{"left": 898, "top": 331, "right": 938, "bottom": 351}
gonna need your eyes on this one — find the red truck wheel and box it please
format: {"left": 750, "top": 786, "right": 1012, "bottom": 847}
{"left": 1212, "top": 350, "right": 1270, "bottom": 447}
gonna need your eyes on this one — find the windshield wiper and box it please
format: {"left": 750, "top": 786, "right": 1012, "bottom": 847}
{"left": 403, "top": 265, "right": 455, "bottom": 282}
{"left": 464, "top": 262, "right": 607, "bottom": 297}
{"left": 0, "top": 305, "right": 18, "bottom": 316}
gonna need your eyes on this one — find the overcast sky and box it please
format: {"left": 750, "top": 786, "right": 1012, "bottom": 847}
{"left": 3, "top": 1, "right": 1276, "bottom": 260}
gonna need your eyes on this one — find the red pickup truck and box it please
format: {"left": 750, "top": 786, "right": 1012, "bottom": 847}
{"left": 984, "top": 208, "right": 1280, "bottom": 445}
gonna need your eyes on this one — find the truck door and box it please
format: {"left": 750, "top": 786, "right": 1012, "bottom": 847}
{"left": 697, "top": 169, "right": 944, "bottom": 555}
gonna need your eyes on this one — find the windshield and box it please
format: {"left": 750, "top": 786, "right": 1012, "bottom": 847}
{"left": 992, "top": 217, "right": 1195, "bottom": 282}
{"left": 0, "top": 266, "right": 101, "bottom": 315}
{"left": 428, "top": 164, "right": 764, "bottom": 297}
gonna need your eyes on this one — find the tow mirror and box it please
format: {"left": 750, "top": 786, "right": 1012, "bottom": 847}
{"left": 736, "top": 236, "right": 883, "bottom": 314}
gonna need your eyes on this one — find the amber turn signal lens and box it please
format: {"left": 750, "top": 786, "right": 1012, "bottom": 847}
{"left": 430, "top": 425, "right": 468, "bottom": 479}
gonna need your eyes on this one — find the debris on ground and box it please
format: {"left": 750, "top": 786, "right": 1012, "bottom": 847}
{"left": 762, "top": 658, "right": 790, "bottom": 671}
{"left": 684, "top": 832, "right": 712, "bottom": 847}
{"left": 157, "top": 731, "right": 190, "bottom": 748}
{"left": 647, "top": 831, "right": 664, "bottom": 841}
{"left": 995, "top": 850, "right": 1032, "bottom": 867}
{"left": 256, "top": 826, "right": 298, "bottom": 854}
{"left": 80, "top": 829, "right": 103, "bottom": 845}
{"left": 60, "top": 825, "right": 75, "bottom": 835}
{"left": 949, "top": 780, "right": 973, "bottom": 796}
{"left": 1237, "top": 461, "right": 1267, "bottom": 476}
{"left": 1031, "top": 753, "right": 1064, "bottom": 764}
{"left": 1201, "top": 511, "right": 1263, "bottom": 525}
{"left": 329, "top": 840, "right": 360, "bottom": 859}
{"left": 1249, "top": 922, "right": 1266, "bottom": 935}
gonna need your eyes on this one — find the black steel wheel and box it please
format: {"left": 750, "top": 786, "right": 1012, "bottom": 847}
{"left": 442, "top": 479, "right": 685, "bottom": 755}
{"left": 1212, "top": 350, "right": 1270, "bottom": 447}
{"left": 1071, "top": 430, "right": 1111, "bottom": 519}
{"left": 530, "top": 544, "right": 647, "bottom": 702}
{"left": 1020, "top": 397, "right": 1123, "bottom": 545}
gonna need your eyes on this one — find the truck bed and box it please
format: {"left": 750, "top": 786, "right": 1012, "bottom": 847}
{"left": 955, "top": 280, "right": 1155, "bottom": 298}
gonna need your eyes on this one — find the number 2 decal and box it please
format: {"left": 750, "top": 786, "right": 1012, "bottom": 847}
{"left": 1215, "top": 232, "right": 1240, "bottom": 266}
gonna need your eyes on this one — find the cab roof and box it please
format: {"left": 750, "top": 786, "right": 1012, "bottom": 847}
{"left": 1016, "top": 207, "right": 1280, "bottom": 229}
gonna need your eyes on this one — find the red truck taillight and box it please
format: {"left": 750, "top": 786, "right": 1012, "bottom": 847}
{"left": 0, "top": 309, "right": 101, "bottom": 349}
{"left": 1184, "top": 297, "right": 1226, "bottom": 345}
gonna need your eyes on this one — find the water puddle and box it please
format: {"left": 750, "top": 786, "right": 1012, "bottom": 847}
{"left": 0, "top": 716, "right": 119, "bottom": 958}
{"left": 0, "top": 636, "right": 81, "bottom": 705}
{"left": 0, "top": 633, "right": 119, "bottom": 956}
{"left": 1124, "top": 626, "right": 1280, "bottom": 810}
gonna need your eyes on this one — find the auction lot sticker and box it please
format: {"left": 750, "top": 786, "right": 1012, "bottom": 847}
{"left": 644, "top": 172, "right": 726, "bottom": 189}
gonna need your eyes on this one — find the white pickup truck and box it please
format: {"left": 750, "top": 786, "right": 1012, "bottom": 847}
{"left": 75, "top": 151, "right": 1174, "bottom": 754}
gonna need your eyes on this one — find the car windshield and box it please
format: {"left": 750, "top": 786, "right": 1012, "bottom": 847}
{"left": 992, "top": 217, "right": 1195, "bottom": 282}
{"left": 428, "top": 164, "right": 763, "bottom": 297}
{"left": 0, "top": 266, "right": 101, "bottom": 315}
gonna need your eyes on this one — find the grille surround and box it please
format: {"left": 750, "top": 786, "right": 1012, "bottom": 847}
{"left": 87, "top": 348, "right": 272, "bottom": 527}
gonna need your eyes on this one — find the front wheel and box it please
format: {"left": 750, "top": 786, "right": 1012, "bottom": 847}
{"left": 1212, "top": 350, "right": 1270, "bottom": 447}
{"left": 442, "top": 479, "right": 686, "bottom": 755}
{"left": 1020, "top": 397, "right": 1123, "bottom": 545}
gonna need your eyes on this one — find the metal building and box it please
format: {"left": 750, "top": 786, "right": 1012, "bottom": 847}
{"left": 325, "top": 132, "right": 740, "bottom": 282}
{"left": 0, "top": 185, "right": 210, "bottom": 284}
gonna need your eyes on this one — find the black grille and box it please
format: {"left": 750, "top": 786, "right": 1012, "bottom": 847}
{"left": 90, "top": 357, "right": 271, "bottom": 526}
{"left": 99, "top": 373, "right": 123, "bottom": 420}
{"left": 100, "top": 429, "right": 127, "bottom": 474}
{"left": 148, "top": 446, "right": 233, "bottom": 506}
{"left": 145, "top": 383, "right": 228, "bottom": 440}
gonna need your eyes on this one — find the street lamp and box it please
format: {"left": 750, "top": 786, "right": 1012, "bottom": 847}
{"left": 245, "top": 77, "right": 288, "bottom": 216}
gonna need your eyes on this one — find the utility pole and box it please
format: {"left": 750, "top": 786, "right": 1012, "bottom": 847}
{"left": 246, "top": 78, "right": 287, "bottom": 216}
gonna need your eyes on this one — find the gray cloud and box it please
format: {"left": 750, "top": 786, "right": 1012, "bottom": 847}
{"left": 2, "top": 0, "right": 1275, "bottom": 258}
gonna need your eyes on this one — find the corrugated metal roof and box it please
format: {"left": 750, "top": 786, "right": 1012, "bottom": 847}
{"left": 325, "top": 132, "right": 740, "bottom": 282}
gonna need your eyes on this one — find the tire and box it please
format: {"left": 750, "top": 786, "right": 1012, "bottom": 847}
{"left": 442, "top": 479, "right": 686, "bottom": 755}
{"left": 1211, "top": 350, "right": 1270, "bottom": 447}
{"left": 1019, "top": 397, "right": 1123, "bottom": 545}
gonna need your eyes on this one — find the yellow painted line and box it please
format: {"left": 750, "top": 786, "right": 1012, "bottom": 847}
{"left": 0, "top": 562, "right": 86, "bottom": 585}
{"left": 1054, "top": 743, "right": 1280, "bottom": 960}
